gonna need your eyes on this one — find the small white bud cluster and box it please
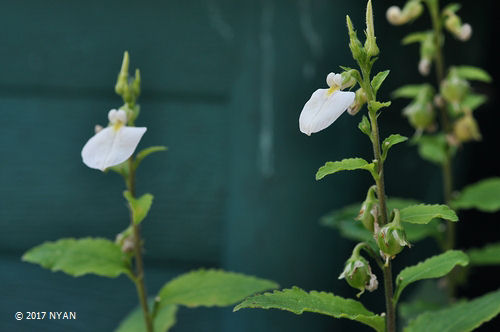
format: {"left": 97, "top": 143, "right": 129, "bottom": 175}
{"left": 418, "top": 58, "right": 431, "bottom": 76}
{"left": 386, "top": 6, "right": 403, "bottom": 25}
{"left": 459, "top": 23, "right": 472, "bottom": 41}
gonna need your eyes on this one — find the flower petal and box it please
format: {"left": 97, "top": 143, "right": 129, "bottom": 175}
{"left": 299, "top": 89, "right": 355, "bottom": 135}
{"left": 81, "top": 126, "right": 147, "bottom": 171}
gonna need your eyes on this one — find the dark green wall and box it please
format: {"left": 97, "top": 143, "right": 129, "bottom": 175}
{"left": 1, "top": 0, "right": 498, "bottom": 331}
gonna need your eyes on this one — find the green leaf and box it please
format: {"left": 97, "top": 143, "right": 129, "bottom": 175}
{"left": 405, "top": 289, "right": 500, "bottom": 332}
{"left": 452, "top": 178, "right": 500, "bottom": 212}
{"left": 157, "top": 269, "right": 278, "bottom": 309}
{"left": 400, "top": 204, "right": 458, "bottom": 224}
{"left": 394, "top": 250, "right": 469, "bottom": 303}
{"left": 453, "top": 66, "right": 492, "bottom": 83}
{"left": 462, "top": 93, "right": 487, "bottom": 111}
{"left": 134, "top": 146, "right": 168, "bottom": 169}
{"left": 402, "top": 32, "right": 430, "bottom": 45}
{"left": 368, "top": 100, "right": 391, "bottom": 113}
{"left": 382, "top": 134, "right": 408, "bottom": 161}
{"left": 320, "top": 198, "right": 442, "bottom": 243}
{"left": 124, "top": 191, "right": 154, "bottom": 225}
{"left": 467, "top": 243, "right": 500, "bottom": 266}
{"left": 116, "top": 300, "right": 177, "bottom": 332}
{"left": 358, "top": 115, "right": 371, "bottom": 137}
{"left": 234, "top": 287, "right": 385, "bottom": 332}
{"left": 316, "top": 158, "right": 375, "bottom": 180}
{"left": 371, "top": 70, "right": 390, "bottom": 93}
{"left": 443, "top": 3, "right": 461, "bottom": 14}
{"left": 393, "top": 84, "right": 429, "bottom": 99}
{"left": 22, "top": 238, "right": 131, "bottom": 278}
{"left": 415, "top": 134, "right": 447, "bottom": 165}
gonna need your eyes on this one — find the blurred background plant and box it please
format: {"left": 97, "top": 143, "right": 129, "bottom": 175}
{"left": 0, "top": 0, "right": 499, "bottom": 331}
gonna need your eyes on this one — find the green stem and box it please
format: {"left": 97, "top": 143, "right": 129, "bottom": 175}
{"left": 361, "top": 66, "right": 395, "bottom": 332}
{"left": 427, "top": 0, "right": 457, "bottom": 299}
{"left": 127, "top": 158, "right": 154, "bottom": 332}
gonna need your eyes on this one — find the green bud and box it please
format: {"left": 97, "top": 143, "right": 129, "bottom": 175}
{"left": 115, "top": 51, "right": 130, "bottom": 96}
{"left": 346, "top": 15, "right": 366, "bottom": 62}
{"left": 133, "top": 69, "right": 141, "bottom": 97}
{"left": 364, "top": 0, "right": 379, "bottom": 57}
{"left": 440, "top": 73, "right": 469, "bottom": 105}
{"left": 339, "top": 248, "right": 378, "bottom": 297}
{"left": 386, "top": 0, "right": 423, "bottom": 26}
{"left": 376, "top": 209, "right": 409, "bottom": 258}
{"left": 453, "top": 113, "right": 481, "bottom": 143}
{"left": 418, "top": 34, "right": 436, "bottom": 76}
{"left": 444, "top": 12, "right": 472, "bottom": 41}
{"left": 356, "top": 185, "right": 378, "bottom": 232}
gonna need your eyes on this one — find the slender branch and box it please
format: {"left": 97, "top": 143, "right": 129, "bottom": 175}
{"left": 127, "top": 158, "right": 154, "bottom": 332}
{"left": 426, "top": 0, "right": 457, "bottom": 300}
{"left": 361, "top": 65, "right": 395, "bottom": 332}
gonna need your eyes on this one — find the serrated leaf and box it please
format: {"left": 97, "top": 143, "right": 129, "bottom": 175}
{"left": 405, "top": 289, "right": 500, "bottom": 332}
{"left": 234, "top": 287, "right": 385, "bottom": 332}
{"left": 358, "top": 115, "right": 371, "bottom": 137}
{"left": 402, "top": 32, "right": 430, "bottom": 45}
{"left": 462, "top": 93, "right": 487, "bottom": 111}
{"left": 393, "top": 84, "right": 429, "bottom": 99}
{"left": 157, "top": 269, "right": 278, "bottom": 309}
{"left": 124, "top": 191, "right": 154, "bottom": 225}
{"left": 394, "top": 250, "right": 469, "bottom": 303}
{"left": 22, "top": 238, "right": 131, "bottom": 278}
{"left": 467, "top": 243, "right": 500, "bottom": 266}
{"left": 453, "top": 66, "right": 492, "bottom": 83}
{"left": 316, "top": 158, "right": 375, "bottom": 180}
{"left": 116, "top": 300, "right": 177, "bottom": 332}
{"left": 452, "top": 177, "right": 500, "bottom": 212}
{"left": 371, "top": 70, "right": 390, "bottom": 93}
{"left": 400, "top": 204, "right": 458, "bottom": 224}
{"left": 382, "top": 134, "right": 408, "bottom": 161}
{"left": 320, "top": 198, "right": 442, "bottom": 243}
{"left": 415, "top": 134, "right": 447, "bottom": 165}
{"left": 368, "top": 100, "right": 391, "bottom": 112}
{"left": 134, "top": 146, "right": 168, "bottom": 169}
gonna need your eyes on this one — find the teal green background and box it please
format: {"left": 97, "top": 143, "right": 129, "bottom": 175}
{"left": 1, "top": 0, "right": 498, "bottom": 331}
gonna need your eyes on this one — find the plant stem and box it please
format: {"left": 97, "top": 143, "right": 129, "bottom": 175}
{"left": 127, "top": 158, "right": 154, "bottom": 332}
{"left": 427, "top": 0, "right": 457, "bottom": 299}
{"left": 361, "top": 66, "right": 396, "bottom": 332}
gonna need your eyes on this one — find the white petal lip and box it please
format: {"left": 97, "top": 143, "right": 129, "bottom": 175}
{"left": 81, "top": 126, "right": 147, "bottom": 171}
{"left": 299, "top": 89, "right": 355, "bottom": 136}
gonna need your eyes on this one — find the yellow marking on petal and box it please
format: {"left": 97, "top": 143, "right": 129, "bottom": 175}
{"left": 326, "top": 86, "right": 339, "bottom": 96}
{"left": 112, "top": 122, "right": 124, "bottom": 132}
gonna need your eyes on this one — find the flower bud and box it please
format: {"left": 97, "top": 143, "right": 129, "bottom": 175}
{"left": 356, "top": 186, "right": 378, "bottom": 232}
{"left": 403, "top": 101, "right": 435, "bottom": 131}
{"left": 453, "top": 113, "right": 481, "bottom": 143}
{"left": 440, "top": 74, "right": 469, "bottom": 106}
{"left": 444, "top": 12, "right": 472, "bottom": 41}
{"left": 346, "top": 16, "right": 366, "bottom": 62}
{"left": 339, "top": 254, "right": 378, "bottom": 297}
{"left": 376, "top": 209, "right": 409, "bottom": 258}
{"left": 386, "top": 1, "right": 423, "bottom": 26}
{"left": 364, "top": 0, "right": 379, "bottom": 57}
{"left": 418, "top": 58, "right": 431, "bottom": 76}
{"left": 348, "top": 88, "right": 367, "bottom": 115}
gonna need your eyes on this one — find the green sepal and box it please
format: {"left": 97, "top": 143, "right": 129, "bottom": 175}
{"left": 358, "top": 115, "right": 371, "bottom": 137}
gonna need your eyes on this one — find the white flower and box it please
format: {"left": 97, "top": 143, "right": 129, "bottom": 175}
{"left": 299, "top": 73, "right": 355, "bottom": 136}
{"left": 81, "top": 109, "right": 147, "bottom": 171}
